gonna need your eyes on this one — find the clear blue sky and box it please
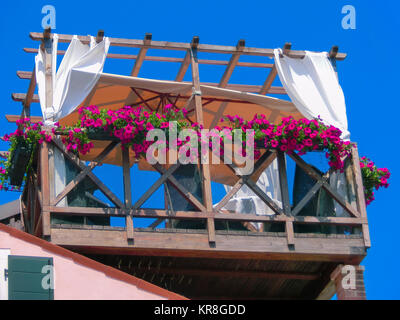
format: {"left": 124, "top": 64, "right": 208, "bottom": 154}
{"left": 0, "top": 0, "right": 398, "bottom": 299}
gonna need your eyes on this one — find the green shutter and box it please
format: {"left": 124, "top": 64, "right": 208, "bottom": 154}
{"left": 8, "top": 255, "right": 54, "bottom": 300}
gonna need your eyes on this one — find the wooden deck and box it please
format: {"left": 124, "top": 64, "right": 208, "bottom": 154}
{"left": 49, "top": 225, "right": 366, "bottom": 299}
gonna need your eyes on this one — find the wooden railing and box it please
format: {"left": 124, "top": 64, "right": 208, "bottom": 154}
{"left": 21, "top": 136, "right": 370, "bottom": 250}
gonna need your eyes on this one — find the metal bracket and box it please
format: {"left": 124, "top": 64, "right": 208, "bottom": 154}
{"left": 192, "top": 87, "right": 202, "bottom": 96}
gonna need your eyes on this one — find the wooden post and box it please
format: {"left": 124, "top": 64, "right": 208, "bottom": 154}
{"left": 40, "top": 142, "right": 51, "bottom": 238}
{"left": 277, "top": 151, "right": 294, "bottom": 247}
{"left": 40, "top": 28, "right": 53, "bottom": 239}
{"left": 190, "top": 41, "right": 215, "bottom": 246}
{"left": 122, "top": 147, "right": 134, "bottom": 243}
{"left": 351, "top": 144, "right": 371, "bottom": 248}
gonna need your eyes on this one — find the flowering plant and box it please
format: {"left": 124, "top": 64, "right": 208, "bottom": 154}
{"left": 0, "top": 106, "right": 390, "bottom": 206}
{"left": 220, "top": 114, "right": 353, "bottom": 171}
{"left": 57, "top": 104, "right": 192, "bottom": 157}
{"left": 0, "top": 118, "right": 51, "bottom": 190}
{"left": 360, "top": 156, "right": 390, "bottom": 205}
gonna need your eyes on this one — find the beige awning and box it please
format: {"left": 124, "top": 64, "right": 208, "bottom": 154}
{"left": 58, "top": 74, "right": 301, "bottom": 185}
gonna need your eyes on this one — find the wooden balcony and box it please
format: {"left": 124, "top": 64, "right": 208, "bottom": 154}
{"left": 19, "top": 136, "right": 369, "bottom": 299}
{"left": 13, "top": 31, "right": 366, "bottom": 299}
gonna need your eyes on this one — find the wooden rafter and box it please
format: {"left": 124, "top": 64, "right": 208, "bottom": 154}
{"left": 29, "top": 32, "right": 348, "bottom": 60}
{"left": 130, "top": 33, "right": 152, "bottom": 77}
{"left": 23, "top": 49, "right": 275, "bottom": 69}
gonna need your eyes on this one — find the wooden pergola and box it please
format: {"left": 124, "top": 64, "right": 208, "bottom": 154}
{"left": 6, "top": 29, "right": 370, "bottom": 299}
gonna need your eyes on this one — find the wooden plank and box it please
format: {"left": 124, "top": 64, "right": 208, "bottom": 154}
{"left": 130, "top": 33, "right": 152, "bottom": 77}
{"left": 44, "top": 205, "right": 367, "bottom": 225}
{"left": 209, "top": 40, "right": 244, "bottom": 128}
{"left": 351, "top": 145, "right": 371, "bottom": 248}
{"left": 288, "top": 152, "right": 360, "bottom": 218}
{"left": 122, "top": 147, "right": 134, "bottom": 242}
{"left": 6, "top": 115, "right": 42, "bottom": 123}
{"left": 316, "top": 279, "right": 336, "bottom": 300}
{"left": 277, "top": 151, "right": 291, "bottom": 215}
{"left": 245, "top": 179, "right": 285, "bottom": 215}
{"left": 214, "top": 177, "right": 245, "bottom": 211}
{"left": 277, "top": 151, "right": 294, "bottom": 246}
{"left": 132, "top": 163, "right": 180, "bottom": 210}
{"left": 190, "top": 44, "right": 215, "bottom": 245}
{"left": 29, "top": 32, "right": 348, "bottom": 60}
{"left": 51, "top": 141, "right": 119, "bottom": 206}
{"left": 133, "top": 265, "right": 320, "bottom": 281}
{"left": 40, "top": 142, "right": 50, "bottom": 237}
{"left": 152, "top": 164, "right": 207, "bottom": 212}
{"left": 51, "top": 139, "right": 124, "bottom": 208}
{"left": 22, "top": 51, "right": 275, "bottom": 69}
{"left": 292, "top": 181, "right": 323, "bottom": 216}
{"left": 50, "top": 228, "right": 366, "bottom": 263}
{"left": 259, "top": 64, "right": 277, "bottom": 95}
{"left": 285, "top": 220, "right": 295, "bottom": 246}
{"left": 22, "top": 67, "right": 36, "bottom": 118}
{"left": 218, "top": 39, "right": 244, "bottom": 88}
{"left": 175, "top": 50, "right": 191, "bottom": 82}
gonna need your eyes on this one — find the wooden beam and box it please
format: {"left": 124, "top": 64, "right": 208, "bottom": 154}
{"left": 29, "top": 32, "right": 348, "bottom": 60}
{"left": 96, "top": 30, "right": 104, "bottom": 43}
{"left": 152, "top": 164, "right": 207, "bottom": 212}
{"left": 277, "top": 151, "right": 294, "bottom": 246}
{"left": 132, "top": 265, "right": 320, "bottom": 281}
{"left": 50, "top": 228, "right": 366, "bottom": 263}
{"left": 283, "top": 42, "right": 292, "bottom": 56}
{"left": 22, "top": 67, "right": 36, "bottom": 117}
{"left": 16, "top": 73, "right": 287, "bottom": 94}
{"left": 51, "top": 141, "right": 120, "bottom": 206}
{"left": 130, "top": 33, "right": 152, "bottom": 77}
{"left": 329, "top": 45, "right": 339, "bottom": 59}
{"left": 288, "top": 152, "right": 360, "bottom": 218}
{"left": 40, "top": 142, "right": 51, "bottom": 237}
{"left": 132, "top": 163, "right": 181, "bottom": 210}
{"left": 190, "top": 44, "right": 215, "bottom": 245}
{"left": 51, "top": 139, "right": 124, "bottom": 208}
{"left": 23, "top": 49, "right": 275, "bottom": 69}
{"left": 218, "top": 39, "right": 245, "bottom": 88}
{"left": 351, "top": 144, "right": 371, "bottom": 248}
{"left": 122, "top": 147, "right": 134, "bottom": 242}
{"left": 6, "top": 115, "right": 42, "bottom": 123}
{"left": 259, "top": 64, "right": 277, "bottom": 95}
{"left": 44, "top": 205, "right": 367, "bottom": 225}
{"left": 210, "top": 40, "right": 245, "bottom": 128}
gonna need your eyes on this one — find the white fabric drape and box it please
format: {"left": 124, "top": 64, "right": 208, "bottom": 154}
{"left": 273, "top": 49, "right": 349, "bottom": 140}
{"left": 274, "top": 49, "right": 350, "bottom": 217}
{"left": 36, "top": 35, "right": 110, "bottom": 124}
{"left": 35, "top": 34, "right": 110, "bottom": 206}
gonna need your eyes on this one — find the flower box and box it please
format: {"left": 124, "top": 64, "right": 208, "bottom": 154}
{"left": 8, "top": 144, "right": 33, "bottom": 186}
{"left": 86, "top": 128, "right": 118, "bottom": 141}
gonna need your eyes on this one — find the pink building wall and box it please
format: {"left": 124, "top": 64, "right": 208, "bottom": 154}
{"left": 0, "top": 225, "right": 185, "bottom": 300}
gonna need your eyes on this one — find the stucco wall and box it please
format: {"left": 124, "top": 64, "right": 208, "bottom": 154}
{"left": 0, "top": 229, "right": 169, "bottom": 300}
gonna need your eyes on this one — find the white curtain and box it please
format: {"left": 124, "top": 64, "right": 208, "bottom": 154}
{"left": 274, "top": 49, "right": 350, "bottom": 217}
{"left": 273, "top": 49, "right": 349, "bottom": 140}
{"left": 35, "top": 34, "right": 110, "bottom": 206}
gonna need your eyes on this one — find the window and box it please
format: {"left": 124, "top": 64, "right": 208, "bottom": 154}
{"left": 7, "top": 255, "right": 54, "bottom": 300}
